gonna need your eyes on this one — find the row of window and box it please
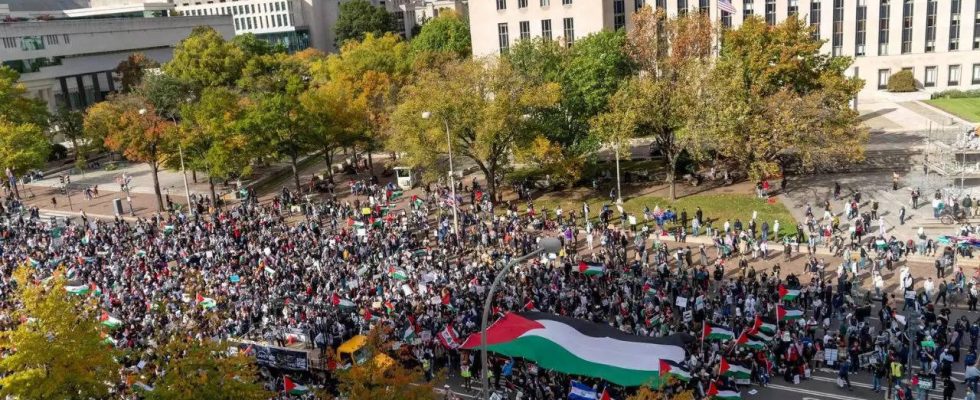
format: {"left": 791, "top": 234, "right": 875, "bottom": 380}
{"left": 497, "top": 0, "right": 572, "bottom": 10}
{"left": 182, "top": 1, "right": 290, "bottom": 17}
{"left": 876, "top": 64, "right": 980, "bottom": 89}
{"left": 498, "top": 18, "right": 574, "bottom": 53}
{"left": 1, "top": 34, "right": 70, "bottom": 51}
{"left": 234, "top": 13, "right": 292, "bottom": 30}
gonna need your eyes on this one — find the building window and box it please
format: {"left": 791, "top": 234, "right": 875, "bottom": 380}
{"left": 878, "top": 69, "right": 890, "bottom": 90}
{"left": 924, "top": 0, "right": 937, "bottom": 52}
{"left": 62, "top": 34, "right": 69, "bottom": 44}
{"left": 542, "top": 19, "right": 552, "bottom": 40}
{"left": 832, "top": 0, "right": 843, "bottom": 56}
{"left": 949, "top": 65, "right": 961, "bottom": 85}
{"left": 744, "top": 0, "right": 754, "bottom": 20}
{"left": 678, "top": 0, "right": 688, "bottom": 16}
{"left": 974, "top": 0, "right": 980, "bottom": 49}
{"left": 562, "top": 0, "right": 572, "bottom": 4}
{"left": 614, "top": 0, "right": 626, "bottom": 30}
{"left": 563, "top": 17, "right": 575, "bottom": 46}
{"left": 656, "top": 0, "right": 666, "bottom": 9}
{"left": 924, "top": 66, "right": 937, "bottom": 87}
{"left": 950, "top": 0, "right": 961, "bottom": 51}
{"left": 541, "top": 0, "right": 550, "bottom": 5}
{"left": 721, "top": 11, "right": 732, "bottom": 28}
{"left": 973, "top": 64, "right": 980, "bottom": 84}
{"left": 19, "top": 36, "right": 44, "bottom": 51}
{"left": 1, "top": 37, "right": 16, "bottom": 48}
{"left": 519, "top": 21, "right": 531, "bottom": 40}
{"left": 879, "top": 0, "right": 890, "bottom": 55}
{"left": 497, "top": 0, "right": 506, "bottom": 10}
{"left": 235, "top": 18, "right": 241, "bottom": 29}
{"left": 699, "top": 0, "right": 709, "bottom": 14}
{"left": 766, "top": 0, "right": 776, "bottom": 25}
{"left": 810, "top": 1, "right": 821, "bottom": 41}
{"left": 788, "top": 0, "right": 798, "bottom": 15}
{"left": 518, "top": 0, "right": 528, "bottom": 8}
{"left": 635, "top": 0, "right": 645, "bottom": 11}
{"left": 855, "top": 0, "right": 866, "bottom": 56}
{"left": 498, "top": 23, "right": 510, "bottom": 54}
{"left": 901, "top": 0, "right": 913, "bottom": 54}
{"left": 44, "top": 35, "right": 59, "bottom": 46}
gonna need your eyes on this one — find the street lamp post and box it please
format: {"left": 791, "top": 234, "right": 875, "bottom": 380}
{"left": 480, "top": 237, "right": 562, "bottom": 399}
{"left": 614, "top": 138, "right": 623, "bottom": 205}
{"left": 422, "top": 111, "right": 460, "bottom": 240}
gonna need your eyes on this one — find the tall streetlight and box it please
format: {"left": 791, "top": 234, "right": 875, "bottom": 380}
{"left": 421, "top": 111, "right": 460, "bottom": 240}
{"left": 614, "top": 138, "right": 623, "bottom": 205}
{"left": 480, "top": 237, "right": 562, "bottom": 399}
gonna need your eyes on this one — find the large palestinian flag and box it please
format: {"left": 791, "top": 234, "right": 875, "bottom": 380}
{"left": 702, "top": 323, "right": 736, "bottom": 341}
{"left": 461, "top": 312, "right": 687, "bottom": 387}
{"left": 578, "top": 261, "right": 606, "bottom": 276}
{"left": 778, "top": 285, "right": 800, "bottom": 301}
{"left": 736, "top": 332, "right": 766, "bottom": 350}
{"left": 707, "top": 382, "right": 741, "bottom": 400}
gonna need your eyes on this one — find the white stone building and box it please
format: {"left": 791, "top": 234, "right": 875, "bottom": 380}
{"left": 0, "top": 1, "right": 233, "bottom": 111}
{"left": 469, "top": 0, "right": 980, "bottom": 96}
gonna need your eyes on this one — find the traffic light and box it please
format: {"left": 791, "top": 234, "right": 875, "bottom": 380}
{"left": 59, "top": 176, "right": 64, "bottom": 185}
{"left": 65, "top": 175, "right": 70, "bottom": 184}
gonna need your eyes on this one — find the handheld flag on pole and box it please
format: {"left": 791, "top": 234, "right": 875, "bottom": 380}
{"left": 778, "top": 285, "right": 800, "bottom": 301}
{"left": 569, "top": 380, "right": 598, "bottom": 400}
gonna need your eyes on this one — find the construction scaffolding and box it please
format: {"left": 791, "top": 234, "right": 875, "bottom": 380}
{"left": 922, "top": 121, "right": 979, "bottom": 197}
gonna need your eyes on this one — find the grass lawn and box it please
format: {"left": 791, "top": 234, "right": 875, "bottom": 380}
{"left": 530, "top": 190, "right": 800, "bottom": 237}
{"left": 925, "top": 97, "right": 980, "bottom": 123}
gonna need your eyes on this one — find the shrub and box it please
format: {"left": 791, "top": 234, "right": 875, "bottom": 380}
{"left": 887, "top": 70, "right": 917, "bottom": 92}
{"left": 931, "top": 89, "right": 980, "bottom": 99}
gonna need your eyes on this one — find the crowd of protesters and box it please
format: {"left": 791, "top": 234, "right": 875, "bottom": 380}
{"left": 0, "top": 172, "right": 979, "bottom": 400}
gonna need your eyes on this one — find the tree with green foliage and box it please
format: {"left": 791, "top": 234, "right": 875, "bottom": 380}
{"left": 706, "top": 16, "right": 867, "bottom": 181}
{"left": 115, "top": 53, "right": 161, "bottom": 93}
{"left": 0, "top": 266, "right": 120, "bottom": 400}
{"left": 239, "top": 52, "right": 316, "bottom": 191}
{"left": 164, "top": 26, "right": 246, "bottom": 92}
{"left": 335, "top": 327, "right": 441, "bottom": 400}
{"left": 507, "top": 31, "right": 633, "bottom": 183}
{"left": 179, "top": 87, "right": 253, "bottom": 200}
{"left": 410, "top": 10, "right": 471, "bottom": 59}
{"left": 49, "top": 107, "right": 85, "bottom": 165}
{"left": 391, "top": 58, "right": 560, "bottom": 201}
{"left": 593, "top": 7, "right": 714, "bottom": 200}
{"left": 0, "top": 66, "right": 48, "bottom": 127}
{"left": 145, "top": 339, "right": 270, "bottom": 400}
{"left": 335, "top": 0, "right": 394, "bottom": 46}
{"left": 301, "top": 78, "right": 361, "bottom": 182}
{"left": 887, "top": 70, "right": 917, "bottom": 92}
{"left": 0, "top": 119, "right": 50, "bottom": 197}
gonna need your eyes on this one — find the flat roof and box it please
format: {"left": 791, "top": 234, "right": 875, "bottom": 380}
{"left": 4, "top": 0, "right": 91, "bottom": 12}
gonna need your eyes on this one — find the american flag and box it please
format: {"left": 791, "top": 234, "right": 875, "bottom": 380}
{"left": 718, "top": 0, "right": 736, "bottom": 13}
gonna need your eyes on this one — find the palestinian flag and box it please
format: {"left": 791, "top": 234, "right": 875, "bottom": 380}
{"left": 460, "top": 312, "right": 687, "bottom": 387}
{"left": 65, "top": 285, "right": 90, "bottom": 295}
{"left": 600, "top": 387, "right": 612, "bottom": 400}
{"left": 751, "top": 315, "right": 777, "bottom": 335}
{"left": 736, "top": 332, "right": 766, "bottom": 350}
{"left": 719, "top": 358, "right": 751, "bottom": 379}
{"left": 196, "top": 293, "right": 217, "bottom": 309}
{"left": 702, "top": 323, "right": 736, "bottom": 341}
{"left": 659, "top": 359, "right": 691, "bottom": 382}
{"left": 751, "top": 330, "right": 774, "bottom": 342}
{"left": 403, "top": 325, "right": 417, "bottom": 342}
{"left": 578, "top": 261, "right": 606, "bottom": 276}
{"left": 99, "top": 311, "right": 123, "bottom": 329}
{"left": 390, "top": 269, "right": 408, "bottom": 281}
{"left": 283, "top": 376, "right": 309, "bottom": 395}
{"left": 777, "top": 305, "right": 804, "bottom": 321}
{"left": 438, "top": 324, "right": 461, "bottom": 349}
{"left": 707, "top": 382, "right": 741, "bottom": 400}
{"left": 778, "top": 285, "right": 800, "bottom": 301}
{"left": 642, "top": 282, "right": 656, "bottom": 296}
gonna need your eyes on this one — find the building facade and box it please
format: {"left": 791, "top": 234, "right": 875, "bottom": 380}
{"left": 470, "top": 0, "right": 980, "bottom": 96}
{"left": 1, "top": 2, "right": 233, "bottom": 111}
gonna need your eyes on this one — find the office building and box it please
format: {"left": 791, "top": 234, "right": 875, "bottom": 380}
{"left": 470, "top": 0, "right": 980, "bottom": 96}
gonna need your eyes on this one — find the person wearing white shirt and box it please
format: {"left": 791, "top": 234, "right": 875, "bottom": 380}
{"left": 924, "top": 278, "right": 935, "bottom": 302}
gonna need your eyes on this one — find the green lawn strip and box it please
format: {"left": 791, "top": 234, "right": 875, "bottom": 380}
{"left": 530, "top": 193, "right": 800, "bottom": 238}
{"left": 925, "top": 98, "right": 980, "bottom": 123}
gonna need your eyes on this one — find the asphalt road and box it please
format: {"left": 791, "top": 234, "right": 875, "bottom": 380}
{"left": 438, "top": 301, "right": 980, "bottom": 400}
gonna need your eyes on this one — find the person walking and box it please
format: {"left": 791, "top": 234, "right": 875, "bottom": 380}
{"left": 943, "top": 376, "right": 956, "bottom": 400}
{"left": 838, "top": 359, "right": 853, "bottom": 390}
{"left": 899, "top": 206, "right": 906, "bottom": 225}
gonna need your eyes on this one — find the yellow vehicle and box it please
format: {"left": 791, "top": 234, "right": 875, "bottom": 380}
{"left": 334, "top": 335, "right": 395, "bottom": 370}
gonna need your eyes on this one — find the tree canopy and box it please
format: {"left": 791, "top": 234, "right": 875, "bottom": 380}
{"left": 335, "top": 0, "right": 395, "bottom": 46}
{"left": 164, "top": 26, "right": 246, "bottom": 92}
{"left": 410, "top": 10, "right": 471, "bottom": 59}
{"left": 0, "top": 267, "right": 119, "bottom": 400}
{"left": 115, "top": 53, "right": 160, "bottom": 93}
{"left": 145, "top": 339, "right": 269, "bottom": 400}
